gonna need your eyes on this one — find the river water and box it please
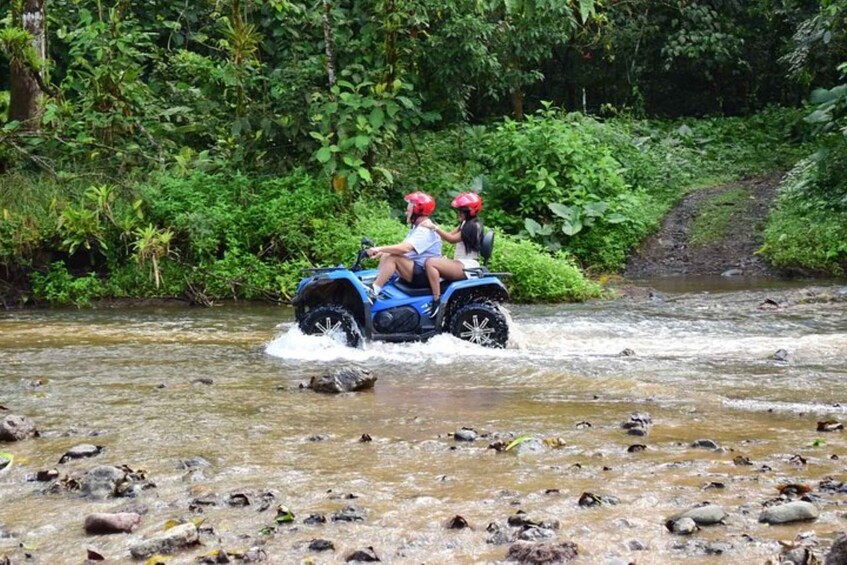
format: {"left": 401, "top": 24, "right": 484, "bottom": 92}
{"left": 1, "top": 280, "right": 846, "bottom": 563}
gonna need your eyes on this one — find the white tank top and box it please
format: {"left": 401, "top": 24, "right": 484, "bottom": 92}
{"left": 454, "top": 221, "right": 480, "bottom": 269}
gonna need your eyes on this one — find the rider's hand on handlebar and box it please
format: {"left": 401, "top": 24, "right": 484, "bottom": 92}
{"left": 366, "top": 247, "right": 382, "bottom": 258}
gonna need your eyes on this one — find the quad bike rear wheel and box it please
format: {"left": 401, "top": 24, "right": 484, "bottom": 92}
{"left": 299, "top": 305, "right": 363, "bottom": 348}
{"left": 449, "top": 302, "right": 508, "bottom": 348}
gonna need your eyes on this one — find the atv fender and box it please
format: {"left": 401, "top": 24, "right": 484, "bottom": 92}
{"left": 293, "top": 272, "right": 371, "bottom": 337}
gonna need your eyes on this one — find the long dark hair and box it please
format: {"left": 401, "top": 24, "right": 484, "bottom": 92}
{"left": 460, "top": 213, "right": 482, "bottom": 253}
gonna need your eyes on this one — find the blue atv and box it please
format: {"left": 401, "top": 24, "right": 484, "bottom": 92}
{"left": 293, "top": 232, "right": 509, "bottom": 348}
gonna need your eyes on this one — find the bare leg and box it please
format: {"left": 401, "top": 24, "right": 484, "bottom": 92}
{"left": 426, "top": 257, "right": 467, "bottom": 292}
{"left": 425, "top": 258, "right": 441, "bottom": 300}
{"left": 373, "top": 254, "right": 416, "bottom": 287}
{"left": 393, "top": 256, "right": 416, "bottom": 282}
{"left": 373, "top": 255, "right": 398, "bottom": 288}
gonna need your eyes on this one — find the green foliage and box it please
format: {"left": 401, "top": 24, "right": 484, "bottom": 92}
{"left": 489, "top": 238, "right": 602, "bottom": 303}
{"left": 30, "top": 262, "right": 105, "bottom": 306}
{"left": 480, "top": 107, "right": 630, "bottom": 239}
{"left": 309, "top": 69, "right": 434, "bottom": 192}
{"left": 762, "top": 156, "right": 847, "bottom": 274}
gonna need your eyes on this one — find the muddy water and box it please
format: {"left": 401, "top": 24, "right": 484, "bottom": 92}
{"left": 1, "top": 282, "right": 846, "bottom": 564}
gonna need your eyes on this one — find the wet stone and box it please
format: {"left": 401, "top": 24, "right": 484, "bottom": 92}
{"left": 59, "top": 444, "right": 104, "bottom": 464}
{"left": 486, "top": 523, "right": 514, "bottom": 546}
{"left": 304, "top": 514, "right": 327, "bottom": 525}
{"left": 627, "top": 426, "right": 648, "bottom": 437}
{"left": 733, "top": 455, "right": 753, "bottom": 466}
{"left": 517, "top": 526, "right": 555, "bottom": 541}
{"left": 627, "top": 539, "right": 647, "bottom": 551}
{"left": 668, "top": 504, "right": 727, "bottom": 526}
{"left": 308, "top": 539, "right": 334, "bottom": 552}
{"left": 578, "top": 492, "right": 620, "bottom": 507}
{"left": 82, "top": 465, "right": 127, "bottom": 499}
{"left": 705, "top": 541, "right": 734, "bottom": 555}
{"left": 129, "top": 522, "right": 198, "bottom": 559}
{"left": 619, "top": 348, "right": 636, "bottom": 357}
{"left": 454, "top": 428, "right": 477, "bottom": 442}
{"left": 308, "top": 369, "right": 376, "bottom": 393}
{"left": 671, "top": 517, "right": 698, "bottom": 535}
{"left": 825, "top": 533, "right": 847, "bottom": 565}
{"left": 84, "top": 512, "right": 141, "bottom": 534}
{"left": 0, "top": 415, "right": 38, "bottom": 442}
{"left": 817, "top": 420, "right": 844, "bottom": 432}
{"left": 448, "top": 515, "right": 469, "bottom": 529}
{"left": 505, "top": 541, "right": 579, "bottom": 564}
{"left": 819, "top": 478, "right": 847, "bottom": 493}
{"left": 177, "top": 456, "right": 211, "bottom": 470}
{"left": 759, "top": 501, "right": 820, "bottom": 524}
{"left": 331, "top": 506, "right": 366, "bottom": 522}
{"left": 772, "top": 349, "right": 790, "bottom": 362}
{"left": 345, "top": 547, "right": 380, "bottom": 562}
{"left": 627, "top": 444, "right": 647, "bottom": 453}
{"left": 691, "top": 439, "right": 720, "bottom": 450}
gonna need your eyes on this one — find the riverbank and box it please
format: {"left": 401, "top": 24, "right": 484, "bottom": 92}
{"left": 1, "top": 281, "right": 846, "bottom": 562}
{"left": 1, "top": 109, "right": 813, "bottom": 308}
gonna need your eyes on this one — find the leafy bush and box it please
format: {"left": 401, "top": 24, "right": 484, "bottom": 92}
{"left": 490, "top": 238, "right": 603, "bottom": 302}
{"left": 30, "top": 262, "right": 106, "bottom": 306}
{"left": 762, "top": 157, "right": 847, "bottom": 274}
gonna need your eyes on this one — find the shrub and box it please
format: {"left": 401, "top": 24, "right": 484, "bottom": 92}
{"left": 490, "top": 237, "right": 603, "bottom": 302}
{"left": 30, "top": 262, "right": 106, "bottom": 306}
{"left": 762, "top": 158, "right": 847, "bottom": 274}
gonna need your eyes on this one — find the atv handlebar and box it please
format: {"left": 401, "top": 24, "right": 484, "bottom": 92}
{"left": 351, "top": 237, "right": 374, "bottom": 272}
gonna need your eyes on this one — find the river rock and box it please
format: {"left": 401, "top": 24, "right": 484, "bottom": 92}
{"left": 721, "top": 268, "right": 743, "bottom": 277}
{"left": 59, "top": 444, "right": 104, "bottom": 464}
{"left": 309, "top": 539, "right": 335, "bottom": 551}
{"left": 177, "top": 456, "right": 212, "bottom": 470}
{"left": 0, "top": 415, "right": 38, "bottom": 441}
{"left": 82, "top": 465, "right": 127, "bottom": 499}
{"left": 773, "top": 349, "right": 790, "bottom": 362}
{"left": 517, "top": 527, "right": 555, "bottom": 541}
{"left": 346, "top": 547, "right": 380, "bottom": 562}
{"left": 671, "top": 517, "right": 698, "bottom": 535}
{"left": 578, "top": 492, "right": 620, "bottom": 507}
{"left": 691, "top": 439, "right": 720, "bottom": 450}
{"left": 825, "top": 533, "right": 847, "bottom": 565}
{"left": 667, "top": 504, "right": 727, "bottom": 526}
{"left": 627, "top": 539, "right": 647, "bottom": 551}
{"left": 129, "top": 522, "right": 198, "bottom": 559}
{"left": 759, "top": 501, "right": 819, "bottom": 524}
{"left": 331, "top": 506, "right": 366, "bottom": 522}
{"left": 308, "top": 369, "right": 376, "bottom": 393}
{"left": 511, "top": 437, "right": 546, "bottom": 456}
{"left": 506, "top": 541, "right": 578, "bottom": 563}
{"left": 84, "top": 512, "right": 141, "bottom": 534}
{"left": 454, "top": 428, "right": 477, "bottom": 442}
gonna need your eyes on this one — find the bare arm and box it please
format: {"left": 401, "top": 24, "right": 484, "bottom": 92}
{"left": 420, "top": 219, "right": 462, "bottom": 244}
{"left": 367, "top": 242, "right": 413, "bottom": 257}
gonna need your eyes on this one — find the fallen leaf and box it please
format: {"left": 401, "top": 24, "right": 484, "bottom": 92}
{"left": 504, "top": 434, "right": 534, "bottom": 452}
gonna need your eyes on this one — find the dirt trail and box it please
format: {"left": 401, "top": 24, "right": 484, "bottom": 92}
{"left": 625, "top": 173, "right": 785, "bottom": 278}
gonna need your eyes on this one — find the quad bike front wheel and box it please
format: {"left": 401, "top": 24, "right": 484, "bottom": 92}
{"left": 299, "top": 305, "right": 363, "bottom": 348}
{"left": 449, "top": 302, "right": 509, "bottom": 348}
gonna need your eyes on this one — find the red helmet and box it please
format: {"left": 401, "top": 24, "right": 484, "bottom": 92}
{"left": 404, "top": 192, "right": 436, "bottom": 216}
{"left": 451, "top": 192, "right": 483, "bottom": 217}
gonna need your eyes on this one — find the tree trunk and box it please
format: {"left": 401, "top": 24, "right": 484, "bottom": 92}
{"left": 8, "top": 0, "right": 46, "bottom": 129}
{"left": 322, "top": 0, "right": 336, "bottom": 87}
{"left": 510, "top": 85, "right": 524, "bottom": 121}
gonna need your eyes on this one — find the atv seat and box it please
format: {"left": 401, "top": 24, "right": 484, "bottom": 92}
{"left": 480, "top": 229, "right": 495, "bottom": 266}
{"left": 394, "top": 279, "right": 450, "bottom": 297}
